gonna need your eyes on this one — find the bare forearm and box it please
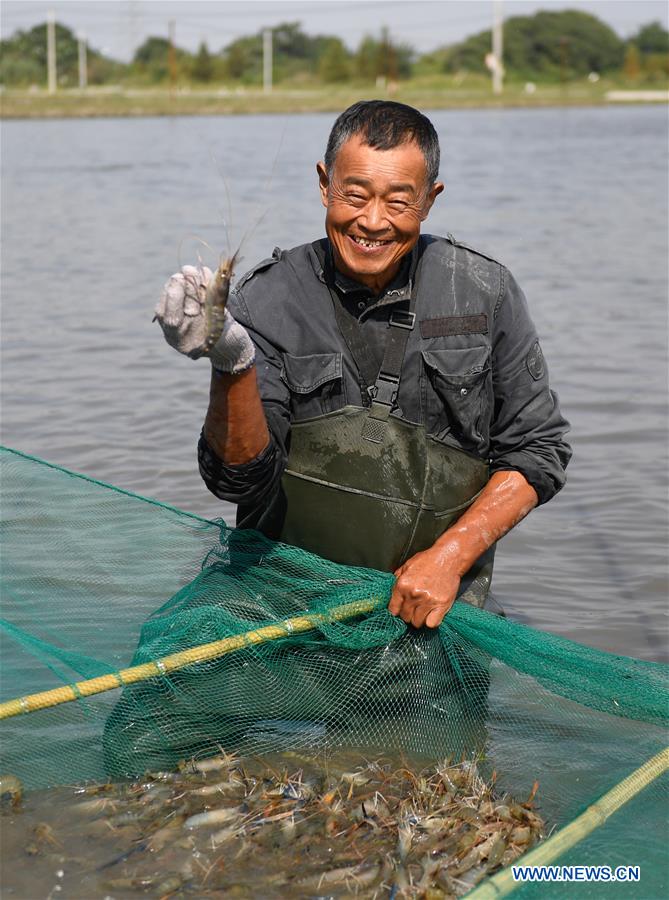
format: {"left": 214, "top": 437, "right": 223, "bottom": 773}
{"left": 433, "top": 470, "right": 539, "bottom": 575}
{"left": 203, "top": 367, "right": 270, "bottom": 465}
{"left": 389, "top": 470, "right": 538, "bottom": 627}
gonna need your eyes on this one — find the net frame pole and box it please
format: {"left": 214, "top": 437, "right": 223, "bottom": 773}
{"left": 466, "top": 746, "right": 669, "bottom": 899}
{"left": 0, "top": 598, "right": 382, "bottom": 720}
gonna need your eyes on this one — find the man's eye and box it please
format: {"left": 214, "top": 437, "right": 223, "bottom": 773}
{"left": 389, "top": 200, "right": 409, "bottom": 210}
{"left": 346, "top": 193, "right": 366, "bottom": 202}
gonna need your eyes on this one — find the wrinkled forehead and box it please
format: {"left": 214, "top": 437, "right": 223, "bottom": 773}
{"left": 330, "top": 134, "right": 431, "bottom": 190}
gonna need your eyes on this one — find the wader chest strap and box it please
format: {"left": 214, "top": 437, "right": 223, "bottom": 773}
{"left": 311, "top": 238, "right": 422, "bottom": 444}
{"left": 312, "top": 240, "right": 379, "bottom": 402}
{"left": 362, "top": 302, "right": 416, "bottom": 443}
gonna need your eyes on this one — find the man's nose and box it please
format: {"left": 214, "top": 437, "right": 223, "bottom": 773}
{"left": 359, "top": 198, "right": 389, "bottom": 233}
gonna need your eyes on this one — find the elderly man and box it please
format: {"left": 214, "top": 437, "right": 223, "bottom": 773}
{"left": 155, "top": 100, "right": 571, "bottom": 628}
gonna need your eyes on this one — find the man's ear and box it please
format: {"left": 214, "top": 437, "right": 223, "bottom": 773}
{"left": 421, "top": 181, "right": 445, "bottom": 221}
{"left": 316, "top": 161, "right": 329, "bottom": 208}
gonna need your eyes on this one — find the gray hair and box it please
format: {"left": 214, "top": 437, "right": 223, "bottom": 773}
{"left": 324, "top": 100, "right": 440, "bottom": 186}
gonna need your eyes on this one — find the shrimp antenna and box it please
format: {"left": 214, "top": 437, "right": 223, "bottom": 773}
{"left": 260, "top": 124, "right": 286, "bottom": 200}
{"left": 196, "top": 126, "right": 287, "bottom": 275}
{"left": 177, "top": 233, "right": 217, "bottom": 273}
{"left": 209, "top": 149, "right": 234, "bottom": 259}
{"left": 235, "top": 126, "right": 287, "bottom": 256}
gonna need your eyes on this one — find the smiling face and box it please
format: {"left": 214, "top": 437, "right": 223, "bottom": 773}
{"left": 317, "top": 135, "right": 443, "bottom": 294}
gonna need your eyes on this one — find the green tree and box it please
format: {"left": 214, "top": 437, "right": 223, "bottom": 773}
{"left": 392, "top": 41, "right": 414, "bottom": 80}
{"left": 356, "top": 35, "right": 380, "bottom": 81}
{"left": 133, "top": 36, "right": 170, "bottom": 67}
{"left": 130, "top": 36, "right": 193, "bottom": 84}
{"left": 354, "top": 32, "right": 413, "bottom": 82}
{"left": 223, "top": 41, "right": 251, "bottom": 80}
{"left": 192, "top": 41, "right": 213, "bottom": 82}
{"left": 272, "top": 21, "right": 311, "bottom": 62}
{"left": 271, "top": 22, "right": 334, "bottom": 82}
{"left": 222, "top": 35, "right": 260, "bottom": 83}
{"left": 132, "top": 36, "right": 170, "bottom": 81}
{"left": 626, "top": 21, "right": 669, "bottom": 82}
{"left": 221, "top": 21, "right": 344, "bottom": 85}
{"left": 0, "top": 21, "right": 124, "bottom": 87}
{"left": 443, "top": 9, "right": 624, "bottom": 79}
{"left": 632, "top": 21, "right": 669, "bottom": 55}
{"left": 623, "top": 44, "right": 641, "bottom": 81}
{"left": 413, "top": 47, "right": 450, "bottom": 78}
{"left": 318, "top": 38, "right": 351, "bottom": 83}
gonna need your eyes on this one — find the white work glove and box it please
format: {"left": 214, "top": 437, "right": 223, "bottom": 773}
{"left": 154, "top": 265, "right": 255, "bottom": 375}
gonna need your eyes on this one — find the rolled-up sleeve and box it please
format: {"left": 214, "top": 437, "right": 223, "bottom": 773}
{"left": 488, "top": 267, "right": 572, "bottom": 505}
{"left": 197, "top": 285, "right": 291, "bottom": 530}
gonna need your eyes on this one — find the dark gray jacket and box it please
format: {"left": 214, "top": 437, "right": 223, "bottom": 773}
{"left": 199, "top": 235, "right": 571, "bottom": 536}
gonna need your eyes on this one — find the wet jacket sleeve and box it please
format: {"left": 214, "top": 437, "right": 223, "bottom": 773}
{"left": 197, "top": 287, "right": 290, "bottom": 512}
{"left": 488, "top": 267, "right": 572, "bottom": 504}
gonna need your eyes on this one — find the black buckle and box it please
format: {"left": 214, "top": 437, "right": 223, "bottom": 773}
{"left": 389, "top": 309, "right": 416, "bottom": 330}
{"left": 374, "top": 373, "right": 399, "bottom": 406}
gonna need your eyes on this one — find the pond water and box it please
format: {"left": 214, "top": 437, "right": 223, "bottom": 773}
{"left": 2, "top": 105, "right": 667, "bottom": 666}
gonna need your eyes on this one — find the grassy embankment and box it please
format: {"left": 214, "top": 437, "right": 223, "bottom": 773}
{"left": 2, "top": 75, "right": 667, "bottom": 118}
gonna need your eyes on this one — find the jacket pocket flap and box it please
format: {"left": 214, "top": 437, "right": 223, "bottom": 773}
{"left": 421, "top": 346, "right": 490, "bottom": 384}
{"left": 281, "top": 352, "right": 342, "bottom": 394}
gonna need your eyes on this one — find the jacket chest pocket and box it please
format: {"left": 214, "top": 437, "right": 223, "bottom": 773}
{"left": 422, "top": 346, "right": 492, "bottom": 450}
{"left": 281, "top": 352, "right": 346, "bottom": 421}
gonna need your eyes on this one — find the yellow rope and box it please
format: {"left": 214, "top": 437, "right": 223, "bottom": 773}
{"left": 0, "top": 597, "right": 380, "bottom": 720}
{"left": 466, "top": 745, "right": 669, "bottom": 899}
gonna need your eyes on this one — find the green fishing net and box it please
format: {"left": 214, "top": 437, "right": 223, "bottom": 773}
{"left": 1, "top": 445, "right": 667, "bottom": 898}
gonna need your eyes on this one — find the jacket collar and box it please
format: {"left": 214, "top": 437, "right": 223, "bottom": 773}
{"left": 311, "top": 238, "right": 419, "bottom": 311}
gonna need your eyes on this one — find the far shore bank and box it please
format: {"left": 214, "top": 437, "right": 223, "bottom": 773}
{"left": 2, "top": 83, "right": 667, "bottom": 119}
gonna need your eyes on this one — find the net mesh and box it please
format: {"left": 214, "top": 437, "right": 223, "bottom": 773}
{"left": 1, "top": 445, "right": 667, "bottom": 898}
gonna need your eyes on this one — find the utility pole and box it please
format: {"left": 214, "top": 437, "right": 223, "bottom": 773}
{"left": 77, "top": 32, "right": 88, "bottom": 90}
{"left": 559, "top": 36, "right": 568, "bottom": 91}
{"left": 263, "top": 28, "right": 272, "bottom": 93}
{"left": 492, "top": 0, "right": 504, "bottom": 95}
{"left": 381, "top": 26, "right": 397, "bottom": 95}
{"left": 168, "top": 19, "right": 177, "bottom": 98}
{"left": 47, "top": 11, "right": 57, "bottom": 94}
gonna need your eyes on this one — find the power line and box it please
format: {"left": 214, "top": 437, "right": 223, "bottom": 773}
{"left": 1, "top": 0, "right": 664, "bottom": 62}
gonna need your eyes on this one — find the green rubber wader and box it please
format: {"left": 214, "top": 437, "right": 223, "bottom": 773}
{"left": 104, "top": 414, "right": 494, "bottom": 776}
{"left": 280, "top": 405, "right": 493, "bottom": 608}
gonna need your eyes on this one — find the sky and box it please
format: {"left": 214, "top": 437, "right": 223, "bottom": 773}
{"left": 1, "top": 0, "right": 667, "bottom": 61}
